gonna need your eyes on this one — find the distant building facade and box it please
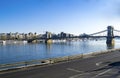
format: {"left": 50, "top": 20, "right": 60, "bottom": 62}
{"left": 0, "top": 31, "right": 75, "bottom": 40}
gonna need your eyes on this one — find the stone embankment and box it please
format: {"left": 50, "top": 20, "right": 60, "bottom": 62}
{"left": 0, "top": 48, "right": 120, "bottom": 72}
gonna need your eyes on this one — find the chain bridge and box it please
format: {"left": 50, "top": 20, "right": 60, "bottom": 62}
{"left": 28, "top": 26, "right": 120, "bottom": 44}
{"left": 85, "top": 26, "right": 120, "bottom": 44}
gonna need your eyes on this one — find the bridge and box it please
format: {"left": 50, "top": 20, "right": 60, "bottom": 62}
{"left": 88, "top": 26, "right": 120, "bottom": 44}
{"left": 80, "top": 26, "right": 120, "bottom": 44}
{"left": 28, "top": 26, "right": 120, "bottom": 44}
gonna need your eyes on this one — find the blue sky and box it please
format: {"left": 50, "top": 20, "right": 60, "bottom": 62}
{"left": 0, "top": 0, "right": 120, "bottom": 35}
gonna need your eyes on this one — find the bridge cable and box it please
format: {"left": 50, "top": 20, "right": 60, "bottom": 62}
{"left": 89, "top": 30, "right": 107, "bottom": 36}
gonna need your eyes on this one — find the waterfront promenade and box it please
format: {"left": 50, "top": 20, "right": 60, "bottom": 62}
{"left": 1, "top": 49, "right": 120, "bottom": 78}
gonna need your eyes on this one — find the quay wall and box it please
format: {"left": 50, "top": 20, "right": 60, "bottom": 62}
{"left": 0, "top": 48, "right": 120, "bottom": 72}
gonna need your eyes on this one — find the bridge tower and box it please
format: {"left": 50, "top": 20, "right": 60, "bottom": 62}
{"left": 45, "top": 31, "right": 52, "bottom": 43}
{"left": 106, "top": 26, "right": 114, "bottom": 44}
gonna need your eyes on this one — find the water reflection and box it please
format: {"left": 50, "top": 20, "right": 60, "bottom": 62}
{"left": 1, "top": 40, "right": 120, "bottom": 64}
{"left": 107, "top": 43, "right": 115, "bottom": 49}
{"left": 45, "top": 43, "right": 52, "bottom": 57}
{"left": 46, "top": 43, "right": 52, "bottom": 50}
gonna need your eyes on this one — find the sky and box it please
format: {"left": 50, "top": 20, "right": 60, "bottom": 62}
{"left": 1, "top": 0, "right": 120, "bottom": 35}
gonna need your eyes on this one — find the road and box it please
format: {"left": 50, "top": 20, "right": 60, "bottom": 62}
{"left": 1, "top": 50, "right": 120, "bottom": 78}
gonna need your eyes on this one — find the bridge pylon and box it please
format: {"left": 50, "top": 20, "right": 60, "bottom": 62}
{"left": 45, "top": 31, "right": 52, "bottom": 44}
{"left": 106, "top": 26, "right": 114, "bottom": 44}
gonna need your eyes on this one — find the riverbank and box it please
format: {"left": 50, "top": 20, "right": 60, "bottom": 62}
{"left": 1, "top": 47, "right": 120, "bottom": 78}
{"left": 0, "top": 40, "right": 28, "bottom": 44}
{"left": 0, "top": 48, "right": 120, "bottom": 73}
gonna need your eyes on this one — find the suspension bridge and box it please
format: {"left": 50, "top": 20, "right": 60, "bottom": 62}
{"left": 28, "top": 26, "right": 120, "bottom": 44}
{"left": 88, "top": 26, "right": 120, "bottom": 38}
{"left": 86, "top": 26, "right": 120, "bottom": 44}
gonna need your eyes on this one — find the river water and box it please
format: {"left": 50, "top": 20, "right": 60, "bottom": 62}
{"left": 0, "top": 39, "right": 120, "bottom": 64}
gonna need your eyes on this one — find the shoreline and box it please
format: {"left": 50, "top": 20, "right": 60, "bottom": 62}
{"left": 0, "top": 40, "right": 28, "bottom": 44}
{"left": 0, "top": 48, "right": 120, "bottom": 73}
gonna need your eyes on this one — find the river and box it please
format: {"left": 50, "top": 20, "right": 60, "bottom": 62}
{"left": 0, "top": 39, "right": 120, "bottom": 64}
